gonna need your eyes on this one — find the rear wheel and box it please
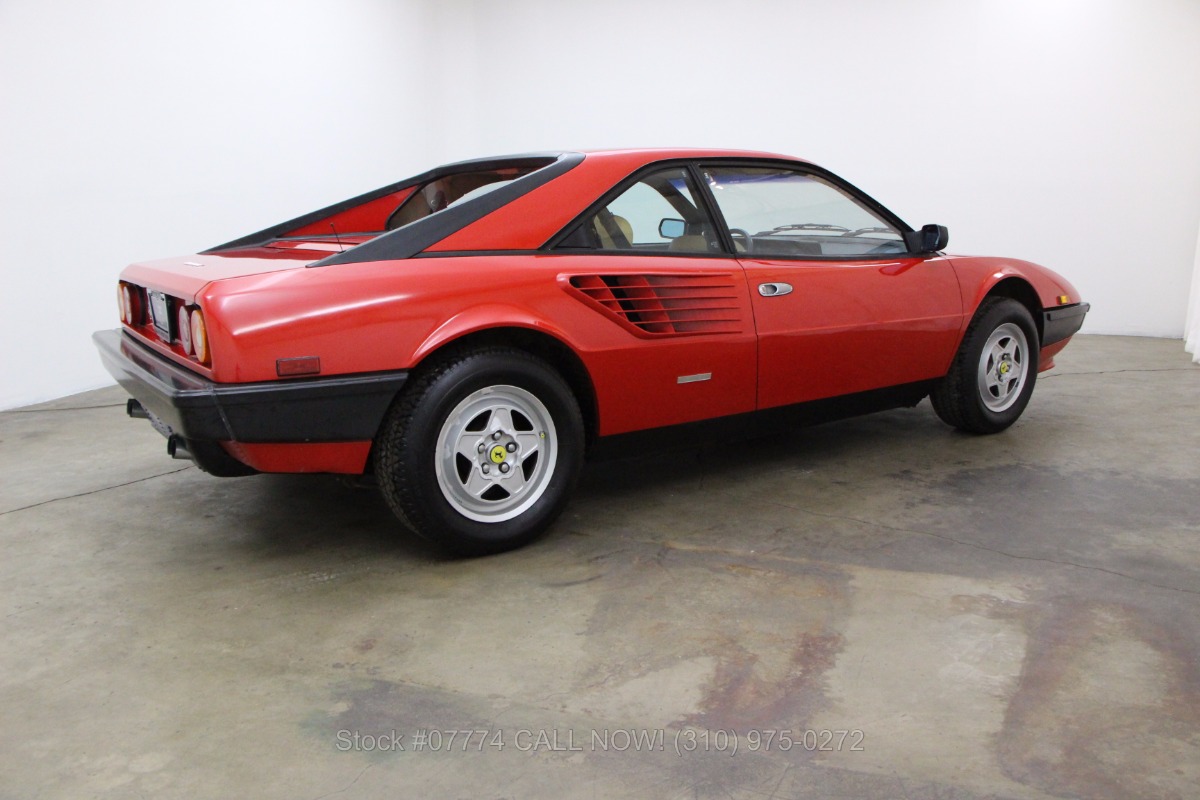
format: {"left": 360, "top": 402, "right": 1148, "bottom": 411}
{"left": 375, "top": 347, "right": 584, "bottom": 556}
{"left": 931, "top": 297, "right": 1039, "bottom": 434}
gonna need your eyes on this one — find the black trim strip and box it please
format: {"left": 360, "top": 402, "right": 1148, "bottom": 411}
{"left": 689, "top": 162, "right": 737, "bottom": 255}
{"left": 94, "top": 329, "right": 407, "bottom": 443}
{"left": 310, "top": 152, "right": 584, "bottom": 267}
{"left": 411, "top": 249, "right": 543, "bottom": 259}
{"left": 1042, "top": 302, "right": 1090, "bottom": 346}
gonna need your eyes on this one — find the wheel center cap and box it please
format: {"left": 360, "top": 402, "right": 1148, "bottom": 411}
{"left": 999, "top": 361, "right": 1010, "bottom": 375}
{"left": 489, "top": 444, "right": 507, "bottom": 464}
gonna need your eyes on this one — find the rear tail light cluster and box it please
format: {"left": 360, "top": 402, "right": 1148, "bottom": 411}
{"left": 117, "top": 282, "right": 145, "bottom": 326}
{"left": 116, "top": 281, "right": 210, "bottom": 365}
{"left": 177, "top": 306, "right": 193, "bottom": 354}
{"left": 187, "top": 307, "right": 210, "bottom": 364}
{"left": 175, "top": 304, "right": 210, "bottom": 364}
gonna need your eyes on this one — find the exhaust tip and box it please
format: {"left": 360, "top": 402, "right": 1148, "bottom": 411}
{"left": 126, "top": 399, "right": 149, "bottom": 419}
{"left": 167, "top": 434, "right": 193, "bottom": 461}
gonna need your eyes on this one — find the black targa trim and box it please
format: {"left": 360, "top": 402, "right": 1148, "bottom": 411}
{"left": 202, "top": 152, "right": 582, "bottom": 260}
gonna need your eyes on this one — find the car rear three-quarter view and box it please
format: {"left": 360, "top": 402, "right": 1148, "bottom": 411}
{"left": 94, "top": 148, "right": 1090, "bottom": 555}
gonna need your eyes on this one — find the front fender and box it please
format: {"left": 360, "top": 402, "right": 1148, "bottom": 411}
{"left": 951, "top": 256, "right": 1083, "bottom": 313}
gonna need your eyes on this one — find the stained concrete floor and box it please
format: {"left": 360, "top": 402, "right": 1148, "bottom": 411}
{"left": 1, "top": 334, "right": 1198, "bottom": 800}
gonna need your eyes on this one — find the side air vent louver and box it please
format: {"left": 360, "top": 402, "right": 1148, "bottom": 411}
{"left": 567, "top": 274, "right": 743, "bottom": 336}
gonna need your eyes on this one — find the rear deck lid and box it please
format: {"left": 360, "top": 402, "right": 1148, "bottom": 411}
{"left": 120, "top": 238, "right": 367, "bottom": 301}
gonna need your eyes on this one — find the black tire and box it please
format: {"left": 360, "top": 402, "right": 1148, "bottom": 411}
{"left": 374, "top": 347, "right": 584, "bottom": 556}
{"left": 931, "top": 297, "right": 1039, "bottom": 434}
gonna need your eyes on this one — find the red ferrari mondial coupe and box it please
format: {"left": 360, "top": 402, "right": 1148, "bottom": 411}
{"left": 95, "top": 149, "right": 1088, "bottom": 554}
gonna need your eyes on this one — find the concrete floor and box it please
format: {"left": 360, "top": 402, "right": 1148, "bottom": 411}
{"left": 1, "top": 335, "right": 1198, "bottom": 800}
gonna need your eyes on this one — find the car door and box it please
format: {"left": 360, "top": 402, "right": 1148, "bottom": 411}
{"left": 549, "top": 164, "right": 758, "bottom": 435}
{"left": 698, "top": 163, "right": 964, "bottom": 410}
{"left": 547, "top": 165, "right": 753, "bottom": 434}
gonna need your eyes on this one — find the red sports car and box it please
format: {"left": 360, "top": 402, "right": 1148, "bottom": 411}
{"left": 95, "top": 148, "right": 1088, "bottom": 554}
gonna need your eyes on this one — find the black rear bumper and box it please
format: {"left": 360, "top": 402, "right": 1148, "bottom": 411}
{"left": 93, "top": 329, "right": 407, "bottom": 444}
{"left": 1042, "top": 302, "right": 1090, "bottom": 346}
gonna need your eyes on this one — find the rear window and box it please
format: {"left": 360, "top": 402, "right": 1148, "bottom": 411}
{"left": 385, "top": 165, "right": 544, "bottom": 231}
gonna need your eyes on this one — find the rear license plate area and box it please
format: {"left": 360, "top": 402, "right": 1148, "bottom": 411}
{"left": 148, "top": 290, "right": 171, "bottom": 342}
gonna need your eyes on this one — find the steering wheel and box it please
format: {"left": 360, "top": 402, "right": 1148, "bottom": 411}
{"left": 728, "top": 228, "right": 752, "bottom": 253}
{"left": 764, "top": 223, "right": 849, "bottom": 235}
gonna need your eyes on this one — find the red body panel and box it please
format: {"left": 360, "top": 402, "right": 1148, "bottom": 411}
{"left": 946, "top": 255, "right": 1082, "bottom": 310}
{"left": 110, "top": 148, "right": 1086, "bottom": 475}
{"left": 124, "top": 252, "right": 310, "bottom": 303}
{"left": 222, "top": 441, "right": 372, "bottom": 474}
{"left": 197, "top": 254, "right": 757, "bottom": 434}
{"left": 742, "top": 255, "right": 963, "bottom": 408}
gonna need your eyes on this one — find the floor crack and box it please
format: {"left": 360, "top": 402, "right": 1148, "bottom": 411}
{"left": 309, "top": 763, "right": 372, "bottom": 800}
{"left": 0, "top": 466, "right": 194, "bottom": 517}
{"left": 6, "top": 402, "right": 125, "bottom": 413}
{"left": 1043, "top": 367, "right": 1196, "bottom": 379}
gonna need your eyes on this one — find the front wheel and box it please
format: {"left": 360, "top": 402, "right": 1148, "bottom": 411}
{"left": 931, "top": 297, "right": 1039, "bottom": 434}
{"left": 375, "top": 347, "right": 584, "bottom": 556}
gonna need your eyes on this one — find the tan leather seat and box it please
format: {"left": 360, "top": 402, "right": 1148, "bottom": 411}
{"left": 668, "top": 234, "right": 708, "bottom": 253}
{"left": 614, "top": 215, "right": 633, "bottom": 243}
{"left": 593, "top": 214, "right": 633, "bottom": 249}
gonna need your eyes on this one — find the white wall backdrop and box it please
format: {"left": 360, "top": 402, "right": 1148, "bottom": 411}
{"left": 428, "top": 0, "right": 1200, "bottom": 337}
{"left": 1188, "top": 223, "right": 1200, "bottom": 364}
{"left": 2, "top": 0, "right": 1199, "bottom": 409}
{"left": 0, "top": 0, "right": 436, "bottom": 409}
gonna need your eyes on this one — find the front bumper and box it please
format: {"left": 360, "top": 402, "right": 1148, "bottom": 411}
{"left": 93, "top": 329, "right": 408, "bottom": 443}
{"left": 1042, "top": 302, "right": 1090, "bottom": 346}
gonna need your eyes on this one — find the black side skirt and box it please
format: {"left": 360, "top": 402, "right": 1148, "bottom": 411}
{"left": 589, "top": 380, "right": 934, "bottom": 462}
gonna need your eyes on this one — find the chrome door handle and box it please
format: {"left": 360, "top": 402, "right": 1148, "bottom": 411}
{"left": 758, "top": 282, "right": 793, "bottom": 297}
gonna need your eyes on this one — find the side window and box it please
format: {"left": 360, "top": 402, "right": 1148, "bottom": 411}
{"left": 702, "top": 167, "right": 906, "bottom": 257}
{"left": 556, "top": 167, "right": 721, "bottom": 254}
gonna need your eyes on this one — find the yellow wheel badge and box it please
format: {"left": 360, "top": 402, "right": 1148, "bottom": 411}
{"left": 489, "top": 445, "right": 507, "bottom": 464}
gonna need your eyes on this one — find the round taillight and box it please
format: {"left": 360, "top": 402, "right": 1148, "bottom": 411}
{"left": 190, "top": 309, "right": 210, "bottom": 364}
{"left": 178, "top": 306, "right": 193, "bottom": 355}
{"left": 119, "top": 284, "right": 143, "bottom": 326}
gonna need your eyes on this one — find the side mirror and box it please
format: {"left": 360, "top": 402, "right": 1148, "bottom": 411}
{"left": 903, "top": 223, "right": 949, "bottom": 254}
{"left": 658, "top": 218, "right": 686, "bottom": 239}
